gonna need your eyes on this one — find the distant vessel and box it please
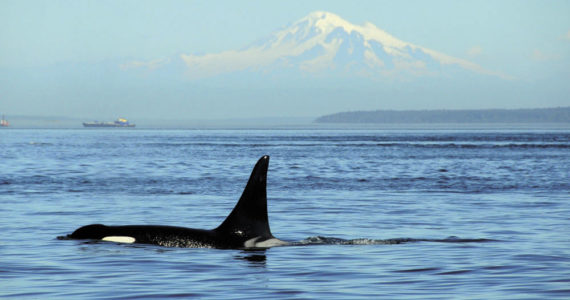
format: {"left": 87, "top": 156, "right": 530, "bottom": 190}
{"left": 1, "top": 115, "right": 9, "bottom": 127}
{"left": 83, "top": 118, "right": 135, "bottom": 128}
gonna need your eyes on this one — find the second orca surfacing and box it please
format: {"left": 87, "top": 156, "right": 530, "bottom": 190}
{"left": 62, "top": 155, "right": 288, "bottom": 249}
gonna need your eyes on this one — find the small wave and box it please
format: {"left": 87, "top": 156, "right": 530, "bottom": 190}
{"left": 394, "top": 267, "right": 441, "bottom": 273}
{"left": 177, "top": 191, "right": 195, "bottom": 195}
{"left": 436, "top": 269, "right": 473, "bottom": 275}
{"left": 28, "top": 142, "right": 54, "bottom": 146}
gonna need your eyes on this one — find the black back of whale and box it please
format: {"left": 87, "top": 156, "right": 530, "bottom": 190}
{"left": 66, "top": 155, "right": 278, "bottom": 249}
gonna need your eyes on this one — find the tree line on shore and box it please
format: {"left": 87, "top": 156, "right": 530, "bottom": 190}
{"left": 315, "top": 107, "right": 570, "bottom": 123}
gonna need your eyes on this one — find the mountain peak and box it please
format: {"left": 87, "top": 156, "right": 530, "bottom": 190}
{"left": 172, "top": 12, "right": 510, "bottom": 80}
{"left": 305, "top": 11, "right": 341, "bottom": 20}
{"left": 303, "top": 11, "right": 346, "bottom": 25}
{"left": 298, "top": 11, "right": 357, "bottom": 36}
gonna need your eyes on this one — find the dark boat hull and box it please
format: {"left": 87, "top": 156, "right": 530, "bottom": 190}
{"left": 82, "top": 122, "right": 135, "bottom": 128}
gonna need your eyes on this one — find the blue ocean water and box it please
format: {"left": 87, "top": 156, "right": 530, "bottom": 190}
{"left": 1, "top": 128, "right": 569, "bottom": 299}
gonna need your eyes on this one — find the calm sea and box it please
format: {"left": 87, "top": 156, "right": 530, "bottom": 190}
{"left": 1, "top": 128, "right": 569, "bottom": 299}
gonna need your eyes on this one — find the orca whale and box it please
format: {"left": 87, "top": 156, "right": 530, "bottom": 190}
{"left": 62, "top": 155, "right": 288, "bottom": 249}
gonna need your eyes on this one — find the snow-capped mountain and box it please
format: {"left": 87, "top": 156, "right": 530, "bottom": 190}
{"left": 173, "top": 11, "right": 506, "bottom": 80}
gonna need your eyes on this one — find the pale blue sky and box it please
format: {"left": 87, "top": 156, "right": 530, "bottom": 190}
{"left": 1, "top": 0, "right": 569, "bottom": 121}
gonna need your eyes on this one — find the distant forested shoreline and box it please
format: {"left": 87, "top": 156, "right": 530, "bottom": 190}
{"left": 315, "top": 107, "right": 570, "bottom": 123}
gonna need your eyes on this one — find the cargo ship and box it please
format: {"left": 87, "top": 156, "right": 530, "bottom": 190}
{"left": 1, "top": 115, "right": 9, "bottom": 127}
{"left": 83, "top": 118, "right": 135, "bottom": 128}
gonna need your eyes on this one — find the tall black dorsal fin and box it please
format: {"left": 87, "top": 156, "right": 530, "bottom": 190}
{"left": 215, "top": 155, "right": 273, "bottom": 239}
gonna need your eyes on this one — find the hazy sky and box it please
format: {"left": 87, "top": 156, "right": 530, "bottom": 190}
{"left": 1, "top": 0, "right": 569, "bottom": 121}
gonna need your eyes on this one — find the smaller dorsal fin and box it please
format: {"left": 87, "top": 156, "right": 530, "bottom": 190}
{"left": 215, "top": 155, "right": 273, "bottom": 239}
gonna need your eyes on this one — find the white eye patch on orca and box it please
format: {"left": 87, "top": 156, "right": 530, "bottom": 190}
{"left": 102, "top": 236, "right": 136, "bottom": 243}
